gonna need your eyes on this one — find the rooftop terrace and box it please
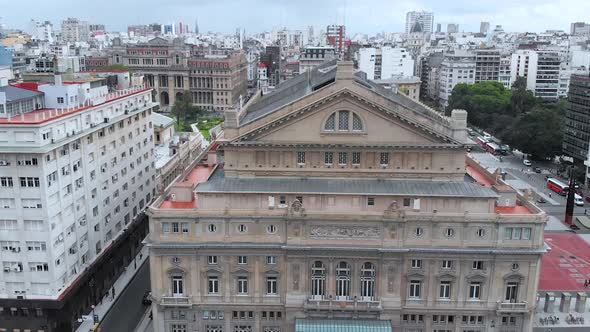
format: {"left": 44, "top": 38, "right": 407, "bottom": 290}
{"left": 0, "top": 86, "right": 150, "bottom": 125}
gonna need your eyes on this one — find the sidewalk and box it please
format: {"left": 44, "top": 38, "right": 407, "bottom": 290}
{"left": 133, "top": 306, "right": 154, "bottom": 332}
{"left": 76, "top": 244, "right": 149, "bottom": 332}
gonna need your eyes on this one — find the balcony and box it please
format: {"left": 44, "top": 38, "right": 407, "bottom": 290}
{"left": 160, "top": 295, "right": 192, "bottom": 307}
{"left": 304, "top": 296, "right": 382, "bottom": 312}
{"left": 497, "top": 301, "right": 528, "bottom": 313}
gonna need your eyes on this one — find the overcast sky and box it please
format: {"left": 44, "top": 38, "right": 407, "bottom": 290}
{"left": 2, "top": 0, "right": 589, "bottom": 35}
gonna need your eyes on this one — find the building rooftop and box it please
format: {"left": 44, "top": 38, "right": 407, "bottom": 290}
{"left": 158, "top": 165, "right": 216, "bottom": 209}
{"left": 196, "top": 169, "right": 498, "bottom": 198}
{"left": 239, "top": 60, "right": 449, "bottom": 129}
{"left": 539, "top": 233, "right": 590, "bottom": 292}
{"left": 374, "top": 76, "right": 422, "bottom": 85}
{"left": 0, "top": 85, "right": 44, "bottom": 102}
{"left": 151, "top": 112, "right": 175, "bottom": 128}
{"left": 0, "top": 86, "right": 150, "bottom": 125}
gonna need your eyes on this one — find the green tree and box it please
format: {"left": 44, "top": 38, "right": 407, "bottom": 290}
{"left": 510, "top": 77, "right": 536, "bottom": 115}
{"left": 172, "top": 94, "right": 203, "bottom": 131}
{"left": 506, "top": 107, "right": 564, "bottom": 160}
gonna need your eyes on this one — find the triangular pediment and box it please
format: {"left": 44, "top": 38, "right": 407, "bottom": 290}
{"left": 148, "top": 37, "right": 169, "bottom": 45}
{"left": 232, "top": 88, "right": 460, "bottom": 148}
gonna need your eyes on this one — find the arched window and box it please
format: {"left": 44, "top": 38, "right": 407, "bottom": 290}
{"left": 175, "top": 54, "right": 180, "bottom": 65}
{"left": 360, "top": 262, "right": 375, "bottom": 299}
{"left": 324, "top": 113, "right": 335, "bottom": 131}
{"left": 336, "top": 261, "right": 351, "bottom": 299}
{"left": 311, "top": 261, "right": 326, "bottom": 298}
{"left": 323, "top": 111, "right": 364, "bottom": 132}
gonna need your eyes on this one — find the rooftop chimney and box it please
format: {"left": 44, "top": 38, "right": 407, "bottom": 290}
{"left": 336, "top": 61, "right": 354, "bottom": 81}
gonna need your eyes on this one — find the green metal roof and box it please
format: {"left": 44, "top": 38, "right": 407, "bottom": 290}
{"left": 295, "top": 319, "right": 392, "bottom": 332}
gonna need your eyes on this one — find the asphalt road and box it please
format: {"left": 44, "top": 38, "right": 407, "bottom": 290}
{"left": 99, "top": 260, "right": 151, "bottom": 332}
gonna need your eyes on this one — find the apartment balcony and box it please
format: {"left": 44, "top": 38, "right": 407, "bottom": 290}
{"left": 497, "top": 301, "right": 528, "bottom": 313}
{"left": 159, "top": 295, "right": 192, "bottom": 307}
{"left": 304, "top": 296, "right": 382, "bottom": 312}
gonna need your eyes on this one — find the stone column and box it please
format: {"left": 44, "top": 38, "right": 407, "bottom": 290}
{"left": 575, "top": 292, "right": 587, "bottom": 313}
{"left": 560, "top": 292, "right": 572, "bottom": 313}
{"left": 544, "top": 292, "right": 556, "bottom": 313}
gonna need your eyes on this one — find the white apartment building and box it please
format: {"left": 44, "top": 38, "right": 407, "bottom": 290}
{"left": 510, "top": 50, "right": 561, "bottom": 100}
{"left": 61, "top": 17, "right": 90, "bottom": 43}
{"left": 499, "top": 55, "right": 512, "bottom": 89}
{"left": 438, "top": 51, "right": 476, "bottom": 108}
{"left": 0, "top": 76, "right": 156, "bottom": 299}
{"left": 28, "top": 19, "right": 54, "bottom": 44}
{"left": 405, "top": 11, "right": 434, "bottom": 34}
{"left": 358, "top": 47, "right": 414, "bottom": 80}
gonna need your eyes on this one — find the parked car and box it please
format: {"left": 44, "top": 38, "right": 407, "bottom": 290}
{"left": 142, "top": 291, "right": 152, "bottom": 305}
{"left": 537, "top": 197, "right": 547, "bottom": 204}
{"left": 534, "top": 167, "right": 541, "bottom": 173}
{"left": 523, "top": 159, "right": 532, "bottom": 166}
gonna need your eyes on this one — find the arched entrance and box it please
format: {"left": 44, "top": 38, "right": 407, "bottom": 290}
{"left": 160, "top": 91, "right": 169, "bottom": 105}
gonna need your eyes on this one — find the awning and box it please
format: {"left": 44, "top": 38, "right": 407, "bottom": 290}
{"left": 295, "top": 319, "right": 392, "bottom": 332}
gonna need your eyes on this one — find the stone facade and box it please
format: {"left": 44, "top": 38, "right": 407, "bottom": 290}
{"left": 147, "top": 61, "right": 545, "bottom": 332}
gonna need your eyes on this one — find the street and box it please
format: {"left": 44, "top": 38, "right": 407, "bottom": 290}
{"left": 99, "top": 260, "right": 151, "bottom": 332}
{"left": 470, "top": 151, "right": 590, "bottom": 227}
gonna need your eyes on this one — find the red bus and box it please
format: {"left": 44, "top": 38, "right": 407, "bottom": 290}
{"left": 476, "top": 137, "right": 488, "bottom": 148}
{"left": 547, "top": 178, "right": 569, "bottom": 196}
{"left": 485, "top": 142, "right": 502, "bottom": 155}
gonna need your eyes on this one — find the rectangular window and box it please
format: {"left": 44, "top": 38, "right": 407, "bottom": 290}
{"left": 411, "top": 259, "right": 422, "bottom": 269}
{"left": 19, "top": 177, "right": 40, "bottom": 187}
{"left": 505, "top": 282, "right": 519, "bottom": 301}
{"left": 181, "top": 223, "right": 189, "bottom": 233}
{"left": 338, "top": 152, "right": 347, "bottom": 165}
{"left": 266, "top": 276, "right": 277, "bottom": 294}
{"left": 472, "top": 261, "right": 484, "bottom": 270}
{"left": 439, "top": 281, "right": 451, "bottom": 299}
{"left": 352, "top": 152, "right": 361, "bottom": 165}
{"left": 238, "top": 256, "right": 247, "bottom": 265}
{"left": 208, "top": 256, "right": 218, "bottom": 265}
{"left": 367, "top": 197, "right": 375, "bottom": 206}
{"left": 469, "top": 282, "right": 481, "bottom": 299}
{"left": 324, "top": 152, "right": 333, "bottom": 165}
{"left": 266, "top": 256, "right": 277, "bottom": 264}
{"left": 162, "top": 223, "right": 171, "bottom": 233}
{"left": 441, "top": 260, "right": 452, "bottom": 269}
{"left": 237, "top": 276, "right": 248, "bottom": 294}
{"left": 171, "top": 222, "right": 179, "bottom": 233}
{"left": 409, "top": 280, "right": 421, "bottom": 298}
{"left": 504, "top": 227, "right": 532, "bottom": 240}
{"left": 403, "top": 198, "right": 412, "bottom": 207}
{"left": 172, "top": 276, "right": 184, "bottom": 295}
{"left": 295, "top": 196, "right": 303, "bottom": 205}
{"left": 297, "top": 152, "right": 305, "bottom": 164}
{"left": 0, "top": 177, "right": 13, "bottom": 187}
{"left": 338, "top": 111, "right": 349, "bottom": 130}
{"left": 379, "top": 152, "right": 389, "bottom": 166}
{"left": 208, "top": 276, "right": 219, "bottom": 294}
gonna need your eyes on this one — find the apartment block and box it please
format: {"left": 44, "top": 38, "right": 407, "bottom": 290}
{"left": 510, "top": 50, "right": 561, "bottom": 100}
{"left": 358, "top": 47, "right": 414, "bottom": 80}
{"left": 438, "top": 51, "right": 476, "bottom": 108}
{"left": 0, "top": 75, "right": 156, "bottom": 331}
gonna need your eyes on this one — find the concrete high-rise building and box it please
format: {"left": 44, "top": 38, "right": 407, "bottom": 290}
{"left": 498, "top": 55, "right": 512, "bottom": 89}
{"left": 28, "top": 19, "right": 54, "bottom": 43}
{"left": 480, "top": 22, "right": 490, "bottom": 34}
{"left": 358, "top": 47, "right": 414, "bottom": 80}
{"left": 307, "top": 26, "right": 314, "bottom": 45}
{"left": 420, "top": 52, "right": 444, "bottom": 101}
{"left": 326, "top": 25, "right": 346, "bottom": 56}
{"left": 146, "top": 61, "right": 545, "bottom": 332}
{"left": 438, "top": 51, "right": 476, "bottom": 108}
{"left": 60, "top": 17, "right": 89, "bottom": 43}
{"left": 405, "top": 11, "right": 434, "bottom": 34}
{"left": 571, "top": 22, "right": 590, "bottom": 35}
{"left": 436, "top": 23, "right": 442, "bottom": 33}
{"left": 474, "top": 49, "right": 500, "bottom": 83}
{"left": 510, "top": 49, "right": 561, "bottom": 100}
{"left": 447, "top": 24, "right": 459, "bottom": 34}
{"left": 0, "top": 74, "right": 156, "bottom": 331}
{"left": 564, "top": 74, "right": 590, "bottom": 163}
{"left": 194, "top": 18, "right": 199, "bottom": 34}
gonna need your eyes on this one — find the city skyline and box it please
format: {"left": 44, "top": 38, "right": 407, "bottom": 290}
{"left": 2, "top": 0, "right": 590, "bottom": 35}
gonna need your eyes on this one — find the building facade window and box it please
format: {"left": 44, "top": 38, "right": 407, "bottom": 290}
{"left": 208, "top": 276, "right": 219, "bottom": 294}
{"left": 335, "top": 261, "right": 351, "bottom": 299}
{"left": 360, "top": 262, "right": 375, "bottom": 299}
{"left": 505, "top": 282, "right": 519, "bottom": 302}
{"left": 439, "top": 281, "right": 451, "bottom": 299}
{"left": 311, "top": 261, "right": 326, "bottom": 298}
{"left": 409, "top": 280, "right": 421, "bottom": 298}
{"left": 172, "top": 275, "right": 184, "bottom": 296}
{"left": 237, "top": 276, "right": 248, "bottom": 294}
{"left": 469, "top": 282, "right": 481, "bottom": 300}
{"left": 266, "top": 276, "right": 277, "bottom": 295}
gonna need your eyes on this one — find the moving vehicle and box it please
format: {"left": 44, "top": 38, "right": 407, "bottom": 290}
{"left": 534, "top": 167, "right": 542, "bottom": 173}
{"left": 537, "top": 197, "right": 547, "bottom": 204}
{"left": 523, "top": 159, "right": 532, "bottom": 166}
{"left": 476, "top": 137, "right": 488, "bottom": 148}
{"left": 484, "top": 142, "right": 502, "bottom": 155}
{"left": 575, "top": 194, "right": 584, "bottom": 206}
{"left": 546, "top": 178, "right": 569, "bottom": 196}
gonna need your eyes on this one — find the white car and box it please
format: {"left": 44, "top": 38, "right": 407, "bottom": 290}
{"left": 523, "top": 159, "right": 532, "bottom": 166}
{"left": 575, "top": 194, "right": 585, "bottom": 207}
